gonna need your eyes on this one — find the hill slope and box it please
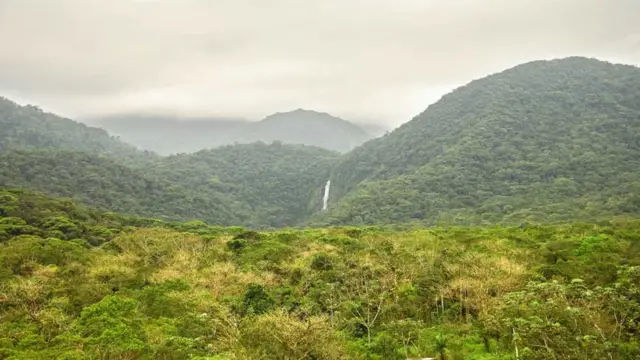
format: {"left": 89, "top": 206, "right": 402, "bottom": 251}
{"left": 92, "top": 109, "right": 372, "bottom": 154}
{"left": 316, "top": 57, "right": 640, "bottom": 226}
{"left": 0, "top": 143, "right": 338, "bottom": 228}
{"left": 0, "top": 149, "right": 245, "bottom": 224}
{"left": 141, "top": 142, "right": 340, "bottom": 227}
{"left": 0, "top": 97, "right": 151, "bottom": 162}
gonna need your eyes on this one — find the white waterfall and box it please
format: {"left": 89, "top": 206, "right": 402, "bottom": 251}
{"left": 322, "top": 180, "right": 331, "bottom": 211}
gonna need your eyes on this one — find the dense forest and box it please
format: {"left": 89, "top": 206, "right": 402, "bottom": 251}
{"left": 2, "top": 58, "right": 640, "bottom": 230}
{"left": 0, "top": 149, "right": 246, "bottom": 225}
{"left": 0, "top": 190, "right": 639, "bottom": 359}
{"left": 92, "top": 109, "right": 374, "bottom": 154}
{"left": 143, "top": 142, "right": 339, "bottom": 227}
{"left": 0, "top": 144, "right": 339, "bottom": 228}
{"left": 316, "top": 57, "right": 640, "bottom": 226}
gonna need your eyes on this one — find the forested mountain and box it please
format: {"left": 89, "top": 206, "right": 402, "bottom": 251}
{"left": 3, "top": 57, "right": 640, "bottom": 229}
{"left": 143, "top": 142, "right": 339, "bottom": 227}
{"left": 92, "top": 109, "right": 373, "bottom": 154}
{"left": 0, "top": 144, "right": 338, "bottom": 228}
{"left": 1, "top": 189, "right": 639, "bottom": 359}
{"left": 0, "top": 97, "right": 152, "bottom": 162}
{"left": 0, "top": 149, "right": 245, "bottom": 224}
{"left": 315, "top": 57, "right": 640, "bottom": 226}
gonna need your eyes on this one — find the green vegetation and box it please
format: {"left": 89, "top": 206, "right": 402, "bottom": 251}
{"left": 0, "top": 150, "right": 245, "bottom": 225}
{"left": 318, "top": 57, "right": 640, "bottom": 226}
{"left": 1, "top": 190, "right": 639, "bottom": 359}
{"left": 0, "top": 143, "right": 339, "bottom": 228}
{"left": 0, "top": 97, "right": 153, "bottom": 164}
{"left": 3, "top": 58, "right": 640, "bottom": 229}
{"left": 145, "top": 142, "right": 339, "bottom": 227}
{"left": 1, "top": 57, "right": 640, "bottom": 358}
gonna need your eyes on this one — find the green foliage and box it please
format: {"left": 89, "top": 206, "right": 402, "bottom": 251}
{"left": 0, "top": 142, "right": 338, "bottom": 228}
{"left": 76, "top": 296, "right": 148, "bottom": 358}
{"left": 2, "top": 57, "right": 640, "bottom": 359}
{"left": 143, "top": 142, "right": 339, "bottom": 227}
{"left": 0, "top": 150, "right": 250, "bottom": 225}
{"left": 242, "top": 284, "right": 275, "bottom": 315}
{"left": 0, "top": 192, "right": 638, "bottom": 358}
{"left": 317, "top": 57, "right": 640, "bottom": 226}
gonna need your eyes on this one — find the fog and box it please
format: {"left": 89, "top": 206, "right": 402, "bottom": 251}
{"left": 1, "top": 0, "right": 639, "bottom": 125}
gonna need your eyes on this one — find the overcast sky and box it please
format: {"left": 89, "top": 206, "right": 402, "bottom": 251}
{"left": 1, "top": 0, "right": 639, "bottom": 126}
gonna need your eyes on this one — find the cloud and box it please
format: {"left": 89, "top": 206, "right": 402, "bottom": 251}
{"left": 1, "top": 0, "right": 639, "bottom": 125}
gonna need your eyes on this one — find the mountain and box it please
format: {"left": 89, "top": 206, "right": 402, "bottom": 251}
{"left": 314, "top": 57, "right": 640, "bottom": 226}
{"left": 4, "top": 57, "right": 640, "bottom": 229}
{"left": 140, "top": 142, "right": 339, "bottom": 227}
{"left": 92, "top": 109, "right": 373, "bottom": 154}
{"left": 88, "top": 114, "right": 250, "bottom": 155}
{"left": 0, "top": 97, "right": 151, "bottom": 162}
{"left": 241, "top": 109, "right": 371, "bottom": 152}
{"left": 0, "top": 143, "right": 338, "bottom": 228}
{"left": 0, "top": 149, "right": 245, "bottom": 224}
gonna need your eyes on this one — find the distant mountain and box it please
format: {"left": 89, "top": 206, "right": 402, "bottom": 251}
{"left": 0, "top": 97, "right": 151, "bottom": 163}
{"left": 91, "top": 109, "right": 373, "bottom": 154}
{"left": 88, "top": 114, "right": 250, "bottom": 155}
{"left": 312, "top": 57, "right": 640, "bottom": 226}
{"left": 241, "top": 109, "right": 371, "bottom": 152}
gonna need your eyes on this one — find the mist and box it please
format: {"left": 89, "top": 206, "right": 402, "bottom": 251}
{"left": 1, "top": 0, "right": 639, "bottom": 126}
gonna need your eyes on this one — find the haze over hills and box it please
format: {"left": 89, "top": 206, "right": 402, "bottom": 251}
{"left": 315, "top": 57, "right": 640, "bottom": 226}
{"left": 1, "top": 57, "right": 640, "bottom": 229}
{"left": 92, "top": 109, "right": 377, "bottom": 154}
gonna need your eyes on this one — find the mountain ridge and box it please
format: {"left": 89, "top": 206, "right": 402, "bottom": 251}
{"left": 91, "top": 108, "right": 375, "bottom": 154}
{"left": 2, "top": 56, "right": 640, "bottom": 228}
{"left": 315, "top": 56, "right": 640, "bottom": 226}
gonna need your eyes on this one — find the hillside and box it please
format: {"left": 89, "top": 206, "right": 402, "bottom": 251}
{"left": 316, "top": 57, "right": 640, "bottom": 226}
{"left": 0, "top": 97, "right": 152, "bottom": 163}
{"left": 0, "top": 149, "right": 246, "bottom": 224}
{"left": 0, "top": 143, "right": 338, "bottom": 228}
{"left": 1, "top": 189, "right": 639, "bottom": 359}
{"left": 92, "top": 109, "right": 373, "bottom": 154}
{"left": 141, "top": 142, "right": 340, "bottom": 227}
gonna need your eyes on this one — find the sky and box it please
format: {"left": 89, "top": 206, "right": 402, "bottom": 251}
{"left": 1, "top": 0, "right": 639, "bottom": 126}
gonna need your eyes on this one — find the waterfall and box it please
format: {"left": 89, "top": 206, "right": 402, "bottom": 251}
{"left": 322, "top": 180, "right": 331, "bottom": 210}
